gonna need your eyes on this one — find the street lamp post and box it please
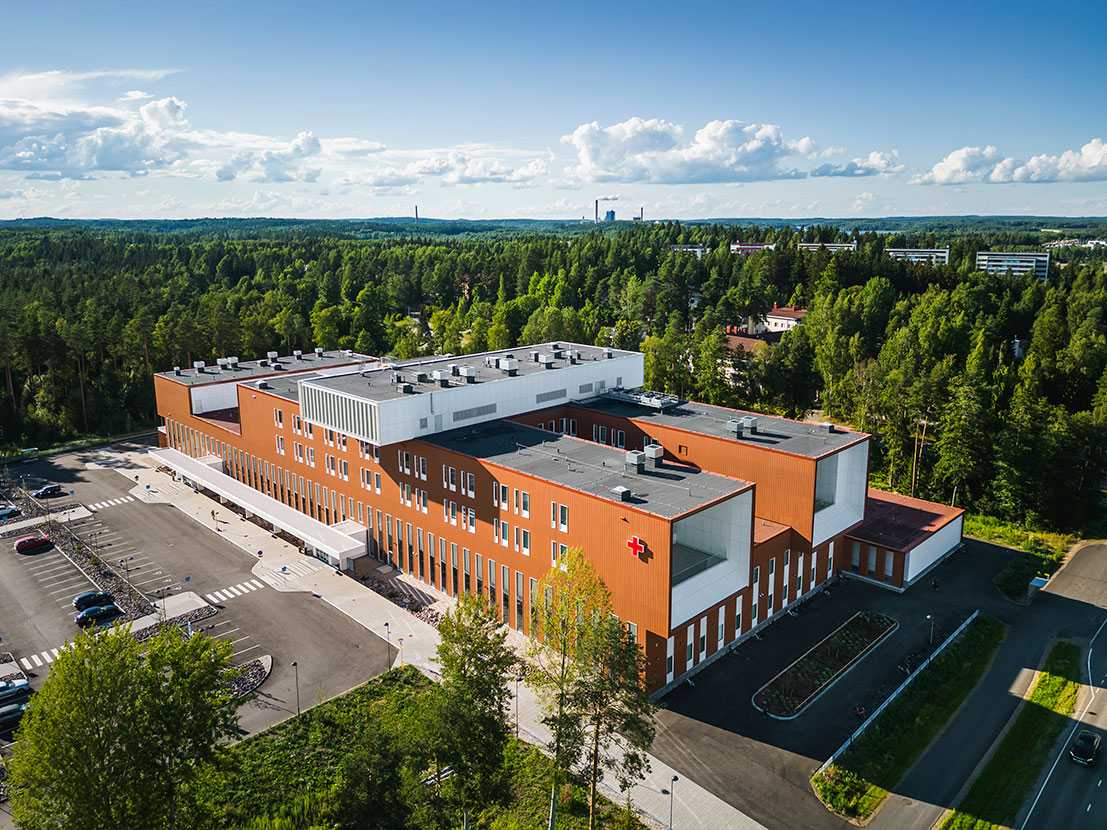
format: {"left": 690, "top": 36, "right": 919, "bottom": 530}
{"left": 515, "top": 673, "right": 525, "bottom": 738}
{"left": 291, "top": 660, "right": 301, "bottom": 715}
{"left": 661, "top": 775, "right": 678, "bottom": 830}
{"left": 926, "top": 614, "right": 935, "bottom": 646}
{"left": 398, "top": 637, "right": 404, "bottom": 666}
{"left": 383, "top": 621, "right": 391, "bottom": 670}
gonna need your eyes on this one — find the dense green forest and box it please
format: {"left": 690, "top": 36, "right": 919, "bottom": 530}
{"left": 1, "top": 222, "right": 1104, "bottom": 531}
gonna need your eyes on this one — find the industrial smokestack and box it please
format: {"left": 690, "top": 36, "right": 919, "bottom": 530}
{"left": 595, "top": 199, "right": 599, "bottom": 223}
{"left": 414, "top": 205, "right": 419, "bottom": 223}
{"left": 640, "top": 206, "right": 644, "bottom": 220}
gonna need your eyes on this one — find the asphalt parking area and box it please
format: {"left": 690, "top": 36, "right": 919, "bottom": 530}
{"left": 3, "top": 445, "right": 391, "bottom": 736}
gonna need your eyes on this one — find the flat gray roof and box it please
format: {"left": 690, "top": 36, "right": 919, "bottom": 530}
{"left": 424, "top": 420, "right": 748, "bottom": 519}
{"left": 252, "top": 372, "right": 321, "bottom": 402}
{"left": 157, "top": 350, "right": 374, "bottom": 387}
{"left": 307, "top": 342, "right": 637, "bottom": 403}
{"left": 579, "top": 397, "right": 864, "bottom": 459}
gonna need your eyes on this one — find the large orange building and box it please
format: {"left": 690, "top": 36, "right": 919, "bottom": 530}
{"left": 152, "top": 343, "right": 962, "bottom": 694}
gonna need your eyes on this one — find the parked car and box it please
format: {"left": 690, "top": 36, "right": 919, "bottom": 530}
{"left": 0, "top": 679, "right": 30, "bottom": 707}
{"left": 30, "top": 483, "right": 63, "bottom": 499}
{"left": 0, "top": 701, "right": 27, "bottom": 732}
{"left": 1071, "top": 730, "right": 1101, "bottom": 766}
{"left": 0, "top": 504, "right": 19, "bottom": 520}
{"left": 14, "top": 534, "right": 53, "bottom": 554}
{"left": 74, "top": 603, "right": 122, "bottom": 628}
{"left": 72, "top": 590, "right": 114, "bottom": 611}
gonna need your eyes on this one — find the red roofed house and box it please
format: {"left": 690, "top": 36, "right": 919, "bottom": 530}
{"left": 752, "top": 303, "right": 808, "bottom": 334}
{"left": 843, "top": 488, "right": 964, "bottom": 590}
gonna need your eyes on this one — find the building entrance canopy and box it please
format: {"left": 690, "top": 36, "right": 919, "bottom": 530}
{"left": 150, "top": 448, "right": 366, "bottom": 568}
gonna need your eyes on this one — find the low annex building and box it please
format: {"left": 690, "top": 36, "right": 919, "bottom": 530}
{"left": 153, "top": 342, "right": 964, "bottom": 695}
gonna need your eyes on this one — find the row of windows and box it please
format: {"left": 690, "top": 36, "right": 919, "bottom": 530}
{"left": 849, "top": 540, "right": 896, "bottom": 579}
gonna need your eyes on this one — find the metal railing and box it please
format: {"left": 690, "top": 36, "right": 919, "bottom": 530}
{"left": 815, "top": 608, "right": 981, "bottom": 776}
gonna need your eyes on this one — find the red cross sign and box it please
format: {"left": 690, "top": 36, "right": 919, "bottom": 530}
{"left": 627, "top": 536, "right": 645, "bottom": 557}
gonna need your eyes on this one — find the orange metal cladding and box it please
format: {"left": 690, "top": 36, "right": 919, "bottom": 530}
{"left": 158, "top": 375, "right": 696, "bottom": 690}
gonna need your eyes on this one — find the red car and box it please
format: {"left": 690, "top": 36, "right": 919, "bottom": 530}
{"left": 14, "top": 534, "right": 53, "bottom": 554}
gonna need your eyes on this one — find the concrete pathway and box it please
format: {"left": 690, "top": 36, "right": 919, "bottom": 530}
{"left": 112, "top": 448, "right": 765, "bottom": 830}
{"left": 0, "top": 505, "right": 91, "bottom": 535}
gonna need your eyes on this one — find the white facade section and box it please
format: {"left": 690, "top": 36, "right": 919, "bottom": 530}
{"left": 798, "top": 241, "right": 857, "bottom": 253}
{"left": 670, "top": 489, "right": 752, "bottom": 626}
{"left": 299, "top": 352, "right": 644, "bottom": 446}
{"left": 812, "top": 440, "right": 869, "bottom": 548}
{"left": 190, "top": 381, "right": 239, "bottom": 415}
{"left": 905, "top": 514, "right": 963, "bottom": 582}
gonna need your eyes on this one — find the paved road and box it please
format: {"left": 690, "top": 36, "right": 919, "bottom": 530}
{"left": 1019, "top": 545, "right": 1107, "bottom": 830}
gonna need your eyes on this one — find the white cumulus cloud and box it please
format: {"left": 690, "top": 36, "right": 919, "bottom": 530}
{"left": 914, "top": 139, "right": 1107, "bottom": 184}
{"left": 215, "top": 129, "right": 322, "bottom": 183}
{"left": 810, "top": 150, "right": 903, "bottom": 177}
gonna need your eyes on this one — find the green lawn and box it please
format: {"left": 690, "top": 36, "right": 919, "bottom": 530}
{"left": 183, "top": 665, "right": 647, "bottom": 830}
{"left": 939, "top": 641, "right": 1081, "bottom": 830}
{"left": 964, "top": 514, "right": 1074, "bottom": 601}
{"left": 812, "top": 615, "right": 1005, "bottom": 822}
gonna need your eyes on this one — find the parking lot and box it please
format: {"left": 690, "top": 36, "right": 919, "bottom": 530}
{"left": 0, "top": 441, "right": 389, "bottom": 737}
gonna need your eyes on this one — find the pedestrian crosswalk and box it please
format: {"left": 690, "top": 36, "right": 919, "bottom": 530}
{"left": 205, "top": 579, "right": 266, "bottom": 604}
{"left": 20, "top": 645, "right": 66, "bottom": 671}
{"left": 255, "top": 557, "right": 328, "bottom": 587}
{"left": 87, "top": 495, "right": 136, "bottom": 511}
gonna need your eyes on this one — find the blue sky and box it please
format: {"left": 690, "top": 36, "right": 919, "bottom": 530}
{"left": 2, "top": 0, "right": 1106, "bottom": 219}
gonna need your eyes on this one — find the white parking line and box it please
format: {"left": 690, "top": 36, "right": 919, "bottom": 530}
{"left": 29, "top": 654, "right": 42, "bottom": 667}
{"left": 212, "top": 627, "right": 240, "bottom": 639}
{"left": 20, "top": 658, "right": 32, "bottom": 670}
{"left": 233, "top": 644, "right": 261, "bottom": 658}
{"left": 208, "top": 620, "right": 233, "bottom": 628}
{"left": 229, "top": 636, "right": 251, "bottom": 645}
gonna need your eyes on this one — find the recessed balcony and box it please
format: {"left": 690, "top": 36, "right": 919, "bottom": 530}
{"left": 671, "top": 543, "right": 727, "bottom": 587}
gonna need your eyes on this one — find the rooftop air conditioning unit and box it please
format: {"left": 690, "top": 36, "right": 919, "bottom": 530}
{"left": 449, "top": 363, "right": 459, "bottom": 376}
{"left": 314, "top": 347, "right": 324, "bottom": 356}
{"left": 400, "top": 383, "right": 413, "bottom": 394}
{"left": 643, "top": 444, "right": 664, "bottom": 466}
{"left": 610, "top": 485, "right": 631, "bottom": 502}
{"left": 293, "top": 350, "right": 303, "bottom": 360}
{"left": 500, "top": 357, "right": 519, "bottom": 376}
{"left": 259, "top": 359, "right": 269, "bottom": 367}
{"left": 538, "top": 354, "right": 554, "bottom": 369}
{"left": 266, "top": 351, "right": 278, "bottom": 360}
{"left": 432, "top": 369, "right": 450, "bottom": 387}
{"left": 624, "top": 450, "right": 645, "bottom": 474}
{"left": 415, "top": 371, "right": 428, "bottom": 383}
{"left": 530, "top": 350, "right": 541, "bottom": 363}
{"left": 726, "top": 418, "right": 744, "bottom": 437}
{"left": 257, "top": 380, "right": 270, "bottom": 389}
{"left": 817, "top": 422, "right": 835, "bottom": 434}
{"left": 227, "top": 356, "right": 239, "bottom": 368}
{"left": 603, "top": 347, "right": 613, "bottom": 359}
{"left": 173, "top": 366, "right": 181, "bottom": 376}
{"left": 343, "top": 349, "right": 352, "bottom": 357}
{"left": 192, "top": 360, "right": 206, "bottom": 372}
{"left": 741, "top": 415, "right": 759, "bottom": 434}
{"left": 459, "top": 366, "right": 477, "bottom": 383}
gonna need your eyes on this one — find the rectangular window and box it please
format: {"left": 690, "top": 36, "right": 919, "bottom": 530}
{"left": 305, "top": 422, "right": 314, "bottom": 438}
{"left": 867, "top": 546, "right": 877, "bottom": 573}
{"left": 467, "top": 506, "right": 476, "bottom": 533}
{"left": 550, "top": 501, "right": 557, "bottom": 528}
{"left": 559, "top": 504, "right": 568, "bottom": 532}
{"left": 274, "top": 408, "right": 284, "bottom": 427}
{"left": 521, "top": 529, "right": 530, "bottom": 555}
{"left": 768, "top": 557, "right": 775, "bottom": 576}
{"left": 884, "top": 550, "right": 894, "bottom": 578}
{"left": 493, "top": 481, "right": 500, "bottom": 507}
{"left": 340, "top": 459, "right": 348, "bottom": 481}
{"left": 851, "top": 540, "right": 861, "bottom": 568}
{"left": 515, "top": 571, "right": 525, "bottom": 631}
{"left": 293, "top": 414, "right": 302, "bottom": 434}
{"left": 685, "top": 625, "right": 694, "bottom": 664}
{"left": 521, "top": 491, "right": 530, "bottom": 517}
{"left": 499, "top": 484, "right": 508, "bottom": 509}
{"left": 448, "top": 466, "right": 457, "bottom": 491}
{"left": 275, "top": 435, "right": 285, "bottom": 455}
{"left": 450, "top": 501, "right": 458, "bottom": 525}
{"left": 811, "top": 551, "right": 818, "bottom": 584}
{"left": 718, "top": 616, "right": 725, "bottom": 649}
{"left": 325, "top": 428, "right": 334, "bottom": 446}
{"left": 307, "top": 447, "right": 315, "bottom": 467}
{"left": 735, "top": 604, "right": 742, "bottom": 637}
{"left": 294, "top": 442, "right": 304, "bottom": 463}
{"left": 569, "top": 418, "right": 577, "bottom": 436}
{"left": 614, "top": 429, "right": 625, "bottom": 448}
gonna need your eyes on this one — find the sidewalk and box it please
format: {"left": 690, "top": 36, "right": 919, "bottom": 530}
{"left": 114, "top": 449, "right": 764, "bottom": 830}
{"left": 0, "top": 505, "right": 91, "bottom": 536}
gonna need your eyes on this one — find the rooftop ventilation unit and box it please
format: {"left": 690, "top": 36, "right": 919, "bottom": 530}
{"left": 293, "top": 349, "right": 303, "bottom": 360}
{"left": 643, "top": 443, "right": 664, "bottom": 466}
{"left": 227, "top": 356, "right": 239, "bottom": 368}
{"left": 257, "top": 380, "right": 270, "bottom": 389}
{"left": 550, "top": 342, "right": 561, "bottom": 350}
{"left": 266, "top": 350, "right": 278, "bottom": 361}
{"left": 499, "top": 357, "right": 519, "bottom": 377}
{"left": 214, "top": 358, "right": 227, "bottom": 373}
{"left": 603, "top": 347, "right": 613, "bottom": 359}
{"left": 604, "top": 388, "right": 682, "bottom": 411}
{"left": 538, "top": 354, "right": 555, "bottom": 369}
{"left": 611, "top": 485, "right": 631, "bottom": 502}
{"left": 449, "top": 363, "right": 459, "bottom": 376}
{"left": 432, "top": 369, "right": 450, "bottom": 387}
{"left": 727, "top": 418, "right": 744, "bottom": 437}
{"left": 741, "top": 415, "right": 759, "bottom": 434}
{"left": 415, "top": 371, "right": 428, "bottom": 383}
{"left": 173, "top": 366, "right": 181, "bottom": 376}
{"left": 530, "top": 350, "right": 540, "bottom": 363}
{"left": 624, "top": 449, "right": 645, "bottom": 474}
{"left": 192, "top": 360, "right": 206, "bottom": 373}
{"left": 343, "top": 349, "right": 353, "bottom": 357}
{"left": 817, "top": 422, "right": 835, "bottom": 434}
{"left": 459, "top": 366, "right": 477, "bottom": 383}
{"left": 569, "top": 350, "right": 580, "bottom": 364}
{"left": 400, "top": 383, "right": 413, "bottom": 394}
{"left": 314, "top": 347, "right": 324, "bottom": 357}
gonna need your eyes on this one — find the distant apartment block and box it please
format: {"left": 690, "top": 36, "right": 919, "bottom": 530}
{"left": 730, "top": 241, "right": 777, "bottom": 255}
{"left": 798, "top": 241, "right": 857, "bottom": 253}
{"left": 670, "top": 244, "right": 711, "bottom": 259}
{"left": 975, "top": 251, "right": 1050, "bottom": 279}
{"left": 885, "top": 247, "right": 950, "bottom": 265}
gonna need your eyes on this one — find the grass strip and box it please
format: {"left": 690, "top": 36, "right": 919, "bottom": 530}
{"left": 939, "top": 641, "right": 1081, "bottom": 830}
{"left": 812, "top": 615, "right": 1005, "bottom": 822}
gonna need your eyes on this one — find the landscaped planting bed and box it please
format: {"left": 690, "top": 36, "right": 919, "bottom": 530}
{"left": 754, "top": 610, "right": 898, "bottom": 718}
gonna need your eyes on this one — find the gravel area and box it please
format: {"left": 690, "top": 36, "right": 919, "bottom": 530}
{"left": 132, "top": 605, "right": 219, "bottom": 643}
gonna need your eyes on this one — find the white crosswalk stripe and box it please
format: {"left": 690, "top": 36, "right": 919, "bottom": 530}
{"left": 87, "top": 495, "right": 136, "bottom": 512}
{"left": 204, "top": 579, "right": 266, "bottom": 604}
{"left": 30, "top": 654, "right": 42, "bottom": 667}
{"left": 42, "top": 650, "right": 53, "bottom": 663}
{"left": 20, "top": 658, "right": 32, "bottom": 670}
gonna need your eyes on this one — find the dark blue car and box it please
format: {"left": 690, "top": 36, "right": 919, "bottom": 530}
{"left": 72, "top": 590, "right": 114, "bottom": 611}
{"left": 74, "top": 603, "right": 122, "bottom": 628}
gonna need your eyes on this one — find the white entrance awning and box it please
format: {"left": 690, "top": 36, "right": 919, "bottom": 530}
{"left": 150, "top": 448, "right": 365, "bottom": 566}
